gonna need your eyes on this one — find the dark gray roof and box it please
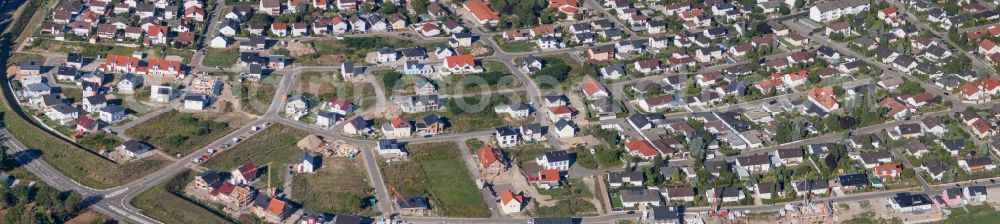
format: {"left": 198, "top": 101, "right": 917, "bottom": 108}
{"left": 650, "top": 206, "right": 679, "bottom": 221}
{"left": 122, "top": 140, "right": 152, "bottom": 154}
{"left": 545, "top": 150, "right": 570, "bottom": 162}
{"left": 620, "top": 189, "right": 661, "bottom": 202}
{"left": 736, "top": 154, "right": 771, "bottom": 166}
{"left": 607, "top": 170, "right": 643, "bottom": 183}
{"left": 495, "top": 126, "right": 518, "bottom": 136}
{"left": 892, "top": 192, "right": 932, "bottom": 207}
{"left": 837, "top": 173, "right": 868, "bottom": 187}
{"left": 397, "top": 196, "right": 430, "bottom": 209}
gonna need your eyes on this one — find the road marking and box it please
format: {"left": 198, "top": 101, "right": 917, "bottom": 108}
{"left": 106, "top": 188, "right": 128, "bottom": 197}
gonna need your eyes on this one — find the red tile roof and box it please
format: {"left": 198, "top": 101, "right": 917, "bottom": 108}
{"left": 581, "top": 79, "right": 606, "bottom": 97}
{"left": 476, "top": 145, "right": 501, "bottom": 167}
{"left": 874, "top": 163, "right": 902, "bottom": 179}
{"left": 549, "top": 0, "right": 578, "bottom": 14}
{"left": 548, "top": 105, "right": 575, "bottom": 115}
{"left": 625, "top": 140, "right": 658, "bottom": 157}
{"left": 500, "top": 190, "right": 523, "bottom": 205}
{"left": 148, "top": 59, "right": 182, "bottom": 71}
{"left": 808, "top": 85, "right": 838, "bottom": 110}
{"left": 464, "top": 0, "right": 499, "bottom": 22}
{"left": 266, "top": 198, "right": 287, "bottom": 215}
{"left": 146, "top": 25, "right": 168, "bottom": 37}
{"left": 444, "top": 55, "right": 475, "bottom": 68}
{"left": 539, "top": 169, "right": 560, "bottom": 182}
{"left": 391, "top": 117, "right": 410, "bottom": 129}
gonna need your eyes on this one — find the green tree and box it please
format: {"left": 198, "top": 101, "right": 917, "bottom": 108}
{"left": 411, "top": 0, "right": 429, "bottom": 15}
{"left": 808, "top": 72, "right": 821, "bottom": 84}
{"left": 4, "top": 203, "right": 24, "bottom": 224}
{"left": 380, "top": 2, "right": 398, "bottom": 15}
{"left": 778, "top": 6, "right": 790, "bottom": 15}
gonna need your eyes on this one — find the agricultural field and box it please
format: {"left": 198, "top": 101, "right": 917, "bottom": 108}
{"left": 292, "top": 157, "right": 376, "bottom": 216}
{"left": 381, "top": 142, "right": 489, "bottom": 217}
{"left": 203, "top": 124, "right": 308, "bottom": 190}
{"left": 125, "top": 110, "right": 234, "bottom": 156}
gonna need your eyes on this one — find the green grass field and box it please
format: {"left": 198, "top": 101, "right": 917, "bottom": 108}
{"left": 203, "top": 124, "right": 308, "bottom": 190}
{"left": 499, "top": 41, "right": 537, "bottom": 53}
{"left": 125, "top": 110, "right": 233, "bottom": 156}
{"left": 202, "top": 48, "right": 239, "bottom": 67}
{"left": 936, "top": 205, "right": 1000, "bottom": 224}
{"left": 131, "top": 171, "right": 234, "bottom": 224}
{"left": 381, "top": 142, "right": 489, "bottom": 217}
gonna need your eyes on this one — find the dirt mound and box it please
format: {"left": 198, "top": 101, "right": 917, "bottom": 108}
{"left": 285, "top": 41, "right": 316, "bottom": 57}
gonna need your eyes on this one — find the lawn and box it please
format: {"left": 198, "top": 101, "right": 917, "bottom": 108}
{"left": 125, "top": 110, "right": 234, "bottom": 156}
{"left": 203, "top": 124, "right": 308, "bottom": 190}
{"left": 499, "top": 40, "right": 537, "bottom": 53}
{"left": 936, "top": 205, "right": 1000, "bottom": 224}
{"left": 292, "top": 157, "right": 375, "bottom": 216}
{"left": 381, "top": 142, "right": 489, "bottom": 217}
{"left": 505, "top": 143, "right": 555, "bottom": 164}
{"left": 131, "top": 171, "right": 234, "bottom": 224}
{"left": 235, "top": 74, "right": 279, "bottom": 115}
{"left": 59, "top": 87, "right": 82, "bottom": 103}
{"left": 121, "top": 96, "right": 156, "bottom": 115}
{"left": 202, "top": 48, "right": 239, "bottom": 67}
